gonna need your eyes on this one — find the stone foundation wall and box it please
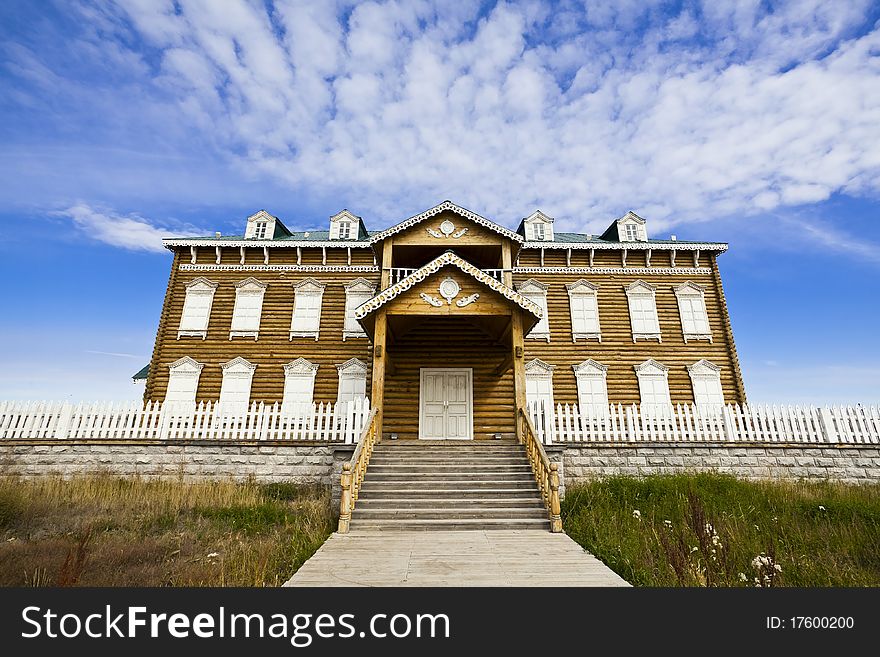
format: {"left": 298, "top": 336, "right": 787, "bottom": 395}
{"left": 544, "top": 443, "right": 880, "bottom": 497}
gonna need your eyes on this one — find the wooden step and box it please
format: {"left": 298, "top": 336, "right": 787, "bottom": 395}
{"left": 348, "top": 518, "right": 551, "bottom": 531}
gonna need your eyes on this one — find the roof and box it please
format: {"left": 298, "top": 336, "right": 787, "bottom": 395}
{"left": 368, "top": 200, "right": 523, "bottom": 244}
{"left": 354, "top": 250, "right": 543, "bottom": 320}
{"left": 163, "top": 230, "right": 374, "bottom": 249}
{"left": 132, "top": 364, "right": 149, "bottom": 381}
{"left": 526, "top": 233, "right": 727, "bottom": 251}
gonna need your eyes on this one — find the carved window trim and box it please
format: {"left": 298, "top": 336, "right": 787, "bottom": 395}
{"left": 218, "top": 357, "right": 257, "bottom": 415}
{"left": 566, "top": 279, "right": 601, "bottom": 342}
{"left": 572, "top": 359, "right": 609, "bottom": 415}
{"left": 282, "top": 358, "right": 319, "bottom": 413}
{"left": 343, "top": 278, "right": 376, "bottom": 340}
{"left": 177, "top": 277, "right": 218, "bottom": 340}
{"left": 634, "top": 359, "right": 672, "bottom": 411}
{"left": 336, "top": 358, "right": 368, "bottom": 405}
{"left": 625, "top": 280, "right": 662, "bottom": 342}
{"left": 289, "top": 278, "right": 325, "bottom": 341}
{"left": 674, "top": 281, "right": 712, "bottom": 343}
{"left": 517, "top": 279, "right": 551, "bottom": 342}
{"left": 164, "top": 356, "right": 204, "bottom": 411}
{"left": 687, "top": 359, "right": 724, "bottom": 410}
{"left": 229, "top": 277, "right": 267, "bottom": 340}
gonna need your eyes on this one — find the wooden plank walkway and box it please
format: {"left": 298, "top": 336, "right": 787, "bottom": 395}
{"left": 284, "top": 530, "right": 629, "bottom": 587}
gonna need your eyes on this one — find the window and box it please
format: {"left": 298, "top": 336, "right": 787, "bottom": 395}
{"left": 625, "top": 280, "right": 661, "bottom": 342}
{"left": 688, "top": 360, "right": 724, "bottom": 410}
{"left": 290, "top": 279, "right": 325, "bottom": 340}
{"left": 533, "top": 223, "right": 545, "bottom": 240}
{"left": 674, "top": 282, "right": 712, "bottom": 343}
{"left": 634, "top": 359, "right": 672, "bottom": 412}
{"left": 572, "top": 360, "right": 608, "bottom": 415}
{"left": 229, "top": 278, "right": 267, "bottom": 340}
{"left": 177, "top": 278, "right": 218, "bottom": 339}
{"left": 219, "top": 357, "right": 257, "bottom": 415}
{"left": 254, "top": 221, "right": 267, "bottom": 239}
{"left": 525, "top": 359, "right": 555, "bottom": 413}
{"left": 624, "top": 223, "right": 639, "bottom": 241}
{"left": 336, "top": 358, "right": 368, "bottom": 406}
{"left": 330, "top": 210, "right": 360, "bottom": 239}
{"left": 282, "top": 358, "right": 319, "bottom": 413}
{"left": 566, "top": 280, "right": 601, "bottom": 341}
{"left": 338, "top": 222, "right": 351, "bottom": 239}
{"left": 523, "top": 210, "right": 554, "bottom": 241}
{"left": 517, "top": 279, "right": 550, "bottom": 341}
{"left": 343, "top": 278, "right": 376, "bottom": 340}
{"left": 164, "top": 357, "right": 204, "bottom": 412}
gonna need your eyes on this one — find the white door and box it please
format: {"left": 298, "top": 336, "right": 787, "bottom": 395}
{"left": 419, "top": 368, "right": 473, "bottom": 440}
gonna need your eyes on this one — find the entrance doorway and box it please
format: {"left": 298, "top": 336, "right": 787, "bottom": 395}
{"left": 418, "top": 368, "right": 473, "bottom": 439}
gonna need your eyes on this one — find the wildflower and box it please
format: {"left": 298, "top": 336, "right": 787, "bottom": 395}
{"left": 771, "top": 516, "right": 778, "bottom": 523}
{"left": 690, "top": 546, "right": 698, "bottom": 553}
{"left": 663, "top": 519, "right": 672, "bottom": 529}
{"left": 754, "top": 525, "right": 760, "bottom": 531}
{"left": 738, "top": 573, "right": 747, "bottom": 582}
{"left": 206, "top": 552, "right": 219, "bottom": 558}
{"left": 774, "top": 564, "right": 782, "bottom": 573}
{"left": 819, "top": 505, "right": 826, "bottom": 511}
{"left": 632, "top": 509, "right": 641, "bottom": 521}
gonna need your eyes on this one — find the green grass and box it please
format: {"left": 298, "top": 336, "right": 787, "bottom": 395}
{"left": 562, "top": 474, "right": 880, "bottom": 586}
{"left": 0, "top": 475, "right": 334, "bottom": 586}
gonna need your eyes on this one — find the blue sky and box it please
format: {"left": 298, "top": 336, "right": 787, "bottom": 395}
{"left": 1, "top": 0, "right": 879, "bottom": 403}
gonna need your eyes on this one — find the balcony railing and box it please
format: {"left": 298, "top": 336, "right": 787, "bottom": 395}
{"left": 389, "top": 267, "right": 506, "bottom": 285}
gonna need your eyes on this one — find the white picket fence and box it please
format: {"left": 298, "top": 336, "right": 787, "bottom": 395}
{"left": 0, "top": 398, "right": 371, "bottom": 443}
{"left": 528, "top": 402, "right": 880, "bottom": 445}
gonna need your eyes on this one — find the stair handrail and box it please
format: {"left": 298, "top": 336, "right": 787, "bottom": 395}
{"left": 338, "top": 407, "right": 379, "bottom": 533}
{"left": 518, "top": 408, "right": 562, "bottom": 532}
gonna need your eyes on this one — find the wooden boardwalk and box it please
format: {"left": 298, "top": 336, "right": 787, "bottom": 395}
{"left": 284, "top": 530, "right": 629, "bottom": 587}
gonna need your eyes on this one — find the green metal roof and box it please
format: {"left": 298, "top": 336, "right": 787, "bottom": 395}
{"left": 132, "top": 364, "right": 150, "bottom": 381}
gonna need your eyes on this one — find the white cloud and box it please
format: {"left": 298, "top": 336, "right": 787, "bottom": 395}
{"left": 11, "top": 1, "right": 880, "bottom": 236}
{"left": 59, "top": 204, "right": 201, "bottom": 252}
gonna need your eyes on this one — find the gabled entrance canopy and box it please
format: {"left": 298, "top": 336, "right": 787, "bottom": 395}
{"left": 355, "top": 251, "right": 542, "bottom": 343}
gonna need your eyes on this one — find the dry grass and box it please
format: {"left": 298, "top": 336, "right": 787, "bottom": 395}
{"left": 563, "top": 474, "right": 880, "bottom": 587}
{"left": 0, "top": 476, "right": 334, "bottom": 586}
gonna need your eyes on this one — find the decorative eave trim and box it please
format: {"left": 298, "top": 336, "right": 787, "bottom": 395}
{"left": 354, "top": 251, "right": 542, "bottom": 320}
{"left": 618, "top": 210, "right": 646, "bottom": 225}
{"left": 521, "top": 242, "right": 727, "bottom": 252}
{"left": 565, "top": 279, "right": 599, "bottom": 292}
{"left": 330, "top": 209, "right": 361, "bottom": 223}
{"left": 235, "top": 277, "right": 267, "bottom": 289}
{"left": 221, "top": 356, "right": 257, "bottom": 372}
{"left": 368, "top": 200, "right": 523, "bottom": 244}
{"left": 283, "top": 358, "right": 319, "bottom": 375}
{"left": 634, "top": 359, "right": 669, "bottom": 374}
{"left": 525, "top": 358, "right": 555, "bottom": 374}
{"left": 164, "top": 239, "right": 372, "bottom": 249}
{"left": 572, "top": 359, "right": 608, "bottom": 374}
{"left": 687, "top": 359, "right": 722, "bottom": 374}
{"left": 184, "top": 277, "right": 219, "bottom": 289}
{"left": 168, "top": 356, "right": 204, "bottom": 371}
{"left": 179, "top": 264, "right": 379, "bottom": 273}
{"left": 524, "top": 210, "right": 554, "bottom": 224}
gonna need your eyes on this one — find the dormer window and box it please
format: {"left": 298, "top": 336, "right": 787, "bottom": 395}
{"left": 624, "top": 224, "right": 639, "bottom": 241}
{"left": 338, "top": 222, "right": 351, "bottom": 239}
{"left": 244, "top": 210, "right": 288, "bottom": 240}
{"left": 329, "top": 210, "right": 362, "bottom": 240}
{"left": 521, "top": 210, "right": 554, "bottom": 241}
{"left": 602, "top": 211, "right": 648, "bottom": 242}
{"left": 254, "top": 221, "right": 267, "bottom": 239}
{"left": 534, "top": 223, "right": 545, "bottom": 240}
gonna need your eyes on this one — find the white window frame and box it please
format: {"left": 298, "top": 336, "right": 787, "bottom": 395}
{"left": 329, "top": 210, "right": 360, "bottom": 240}
{"left": 343, "top": 278, "right": 376, "bottom": 341}
{"left": 218, "top": 357, "right": 257, "bottom": 415}
{"left": 336, "top": 358, "right": 368, "bottom": 406}
{"left": 290, "top": 278, "right": 325, "bottom": 341}
{"left": 282, "top": 358, "right": 319, "bottom": 414}
{"left": 254, "top": 221, "right": 267, "bottom": 239}
{"left": 533, "top": 223, "right": 545, "bottom": 240}
{"left": 674, "top": 282, "right": 712, "bottom": 343}
{"left": 338, "top": 222, "right": 351, "bottom": 239}
{"left": 525, "top": 358, "right": 555, "bottom": 413}
{"left": 617, "top": 212, "right": 647, "bottom": 241}
{"left": 177, "top": 277, "right": 218, "bottom": 340}
{"left": 164, "top": 356, "right": 204, "bottom": 412}
{"left": 625, "top": 280, "right": 662, "bottom": 342}
{"left": 229, "top": 277, "right": 267, "bottom": 341}
{"left": 687, "top": 360, "right": 724, "bottom": 410}
{"left": 523, "top": 210, "right": 554, "bottom": 241}
{"left": 517, "top": 279, "right": 550, "bottom": 342}
{"left": 634, "top": 359, "right": 672, "bottom": 412}
{"left": 572, "top": 359, "right": 609, "bottom": 416}
{"left": 566, "top": 279, "right": 601, "bottom": 342}
{"left": 244, "top": 210, "right": 276, "bottom": 239}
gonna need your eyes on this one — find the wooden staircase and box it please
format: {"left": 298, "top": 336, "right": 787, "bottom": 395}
{"left": 348, "top": 441, "right": 550, "bottom": 531}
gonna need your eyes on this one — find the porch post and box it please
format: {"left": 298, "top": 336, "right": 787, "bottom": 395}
{"left": 511, "top": 309, "right": 526, "bottom": 442}
{"left": 371, "top": 307, "right": 388, "bottom": 440}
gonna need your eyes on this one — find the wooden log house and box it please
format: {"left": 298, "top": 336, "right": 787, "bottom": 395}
{"left": 138, "top": 201, "right": 746, "bottom": 441}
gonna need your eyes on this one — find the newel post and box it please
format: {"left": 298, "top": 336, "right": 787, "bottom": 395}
{"left": 338, "top": 463, "right": 352, "bottom": 533}
{"left": 549, "top": 463, "right": 563, "bottom": 533}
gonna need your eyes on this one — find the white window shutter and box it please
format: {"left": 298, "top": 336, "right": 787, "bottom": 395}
{"left": 219, "top": 358, "right": 256, "bottom": 415}
{"left": 290, "top": 280, "right": 325, "bottom": 340}
{"left": 178, "top": 279, "right": 218, "bottom": 339}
